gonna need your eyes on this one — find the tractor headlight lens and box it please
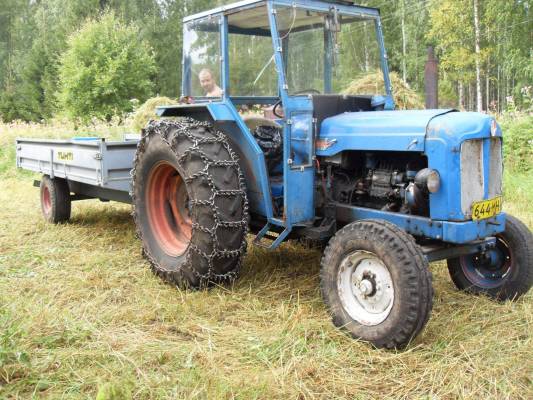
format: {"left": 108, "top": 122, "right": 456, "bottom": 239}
{"left": 415, "top": 168, "right": 440, "bottom": 193}
{"left": 426, "top": 170, "right": 441, "bottom": 193}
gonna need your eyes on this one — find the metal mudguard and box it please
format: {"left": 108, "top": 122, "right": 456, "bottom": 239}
{"left": 156, "top": 102, "right": 277, "bottom": 221}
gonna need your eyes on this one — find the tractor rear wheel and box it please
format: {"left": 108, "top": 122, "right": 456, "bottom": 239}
{"left": 132, "top": 119, "right": 248, "bottom": 289}
{"left": 320, "top": 219, "right": 433, "bottom": 349}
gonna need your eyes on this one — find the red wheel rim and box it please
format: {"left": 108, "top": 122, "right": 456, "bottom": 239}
{"left": 41, "top": 185, "right": 52, "bottom": 215}
{"left": 146, "top": 162, "right": 192, "bottom": 256}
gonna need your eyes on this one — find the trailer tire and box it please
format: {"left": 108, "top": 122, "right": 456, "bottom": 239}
{"left": 320, "top": 219, "right": 433, "bottom": 349}
{"left": 132, "top": 119, "right": 248, "bottom": 289}
{"left": 447, "top": 214, "right": 532, "bottom": 301}
{"left": 40, "top": 175, "right": 71, "bottom": 223}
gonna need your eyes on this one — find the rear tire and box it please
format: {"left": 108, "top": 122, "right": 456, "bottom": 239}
{"left": 132, "top": 119, "right": 248, "bottom": 289}
{"left": 40, "top": 175, "right": 71, "bottom": 223}
{"left": 320, "top": 219, "right": 433, "bottom": 349}
{"left": 447, "top": 214, "right": 532, "bottom": 301}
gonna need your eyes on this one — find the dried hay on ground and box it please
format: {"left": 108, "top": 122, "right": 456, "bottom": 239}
{"left": 0, "top": 121, "right": 531, "bottom": 399}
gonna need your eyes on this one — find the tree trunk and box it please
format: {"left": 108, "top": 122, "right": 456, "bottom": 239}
{"left": 486, "top": 67, "right": 490, "bottom": 112}
{"left": 7, "top": 11, "right": 13, "bottom": 86}
{"left": 496, "top": 65, "right": 502, "bottom": 113}
{"left": 485, "top": 24, "right": 491, "bottom": 112}
{"left": 363, "top": 24, "right": 370, "bottom": 72}
{"left": 469, "top": 83, "right": 474, "bottom": 111}
{"left": 401, "top": 0, "right": 407, "bottom": 83}
{"left": 458, "top": 82, "right": 464, "bottom": 110}
{"left": 473, "top": 0, "right": 483, "bottom": 112}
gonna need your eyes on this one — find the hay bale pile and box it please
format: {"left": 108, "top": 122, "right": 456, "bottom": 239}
{"left": 342, "top": 71, "right": 424, "bottom": 110}
{"left": 131, "top": 96, "right": 178, "bottom": 132}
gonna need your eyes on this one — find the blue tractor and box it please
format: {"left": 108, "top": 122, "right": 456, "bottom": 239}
{"left": 131, "top": 0, "right": 532, "bottom": 348}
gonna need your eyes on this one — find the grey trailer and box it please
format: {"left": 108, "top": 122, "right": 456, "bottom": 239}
{"left": 16, "top": 137, "right": 137, "bottom": 211}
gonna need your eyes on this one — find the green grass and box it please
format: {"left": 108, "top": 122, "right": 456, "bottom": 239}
{"left": 0, "top": 119, "right": 532, "bottom": 399}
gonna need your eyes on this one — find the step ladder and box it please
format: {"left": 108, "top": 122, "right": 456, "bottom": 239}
{"left": 253, "top": 222, "right": 291, "bottom": 250}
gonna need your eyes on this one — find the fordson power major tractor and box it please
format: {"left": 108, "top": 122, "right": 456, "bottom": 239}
{"left": 17, "top": 0, "right": 532, "bottom": 349}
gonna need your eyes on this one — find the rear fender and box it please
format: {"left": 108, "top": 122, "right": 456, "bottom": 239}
{"left": 156, "top": 103, "right": 232, "bottom": 122}
{"left": 156, "top": 103, "right": 274, "bottom": 220}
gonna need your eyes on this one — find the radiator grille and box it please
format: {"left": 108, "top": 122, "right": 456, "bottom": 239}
{"left": 488, "top": 138, "right": 503, "bottom": 199}
{"left": 460, "top": 138, "right": 502, "bottom": 218}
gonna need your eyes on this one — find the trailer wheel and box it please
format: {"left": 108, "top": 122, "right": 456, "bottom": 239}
{"left": 132, "top": 119, "right": 248, "bottom": 289}
{"left": 40, "top": 175, "right": 71, "bottom": 223}
{"left": 320, "top": 219, "right": 433, "bottom": 349}
{"left": 447, "top": 214, "right": 532, "bottom": 301}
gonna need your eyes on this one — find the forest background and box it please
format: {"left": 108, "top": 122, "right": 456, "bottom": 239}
{"left": 0, "top": 0, "right": 531, "bottom": 122}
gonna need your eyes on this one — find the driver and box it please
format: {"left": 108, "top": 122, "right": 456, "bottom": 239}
{"left": 198, "top": 68, "right": 223, "bottom": 97}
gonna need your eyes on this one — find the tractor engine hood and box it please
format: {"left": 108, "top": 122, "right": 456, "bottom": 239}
{"left": 316, "top": 109, "right": 456, "bottom": 155}
{"left": 425, "top": 110, "right": 502, "bottom": 144}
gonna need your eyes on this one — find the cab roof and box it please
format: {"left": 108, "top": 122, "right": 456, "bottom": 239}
{"left": 183, "top": 0, "right": 380, "bottom": 24}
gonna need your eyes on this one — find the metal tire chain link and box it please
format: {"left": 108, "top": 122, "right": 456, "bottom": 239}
{"left": 131, "top": 117, "right": 249, "bottom": 288}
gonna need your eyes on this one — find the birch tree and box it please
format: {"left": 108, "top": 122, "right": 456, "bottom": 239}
{"left": 428, "top": 0, "right": 475, "bottom": 109}
{"left": 473, "top": 0, "right": 483, "bottom": 112}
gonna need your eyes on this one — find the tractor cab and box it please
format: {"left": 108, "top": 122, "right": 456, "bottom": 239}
{"left": 181, "top": 1, "right": 392, "bottom": 113}
{"left": 160, "top": 0, "right": 394, "bottom": 234}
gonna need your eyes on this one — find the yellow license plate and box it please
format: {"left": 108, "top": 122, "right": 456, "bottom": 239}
{"left": 472, "top": 196, "right": 502, "bottom": 221}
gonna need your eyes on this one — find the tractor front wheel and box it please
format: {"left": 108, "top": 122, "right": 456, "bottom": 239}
{"left": 320, "top": 219, "right": 433, "bottom": 349}
{"left": 447, "top": 214, "right": 532, "bottom": 301}
{"left": 132, "top": 119, "right": 248, "bottom": 289}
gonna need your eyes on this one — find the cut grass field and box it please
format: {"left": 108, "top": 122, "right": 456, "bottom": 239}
{"left": 1, "top": 120, "right": 532, "bottom": 399}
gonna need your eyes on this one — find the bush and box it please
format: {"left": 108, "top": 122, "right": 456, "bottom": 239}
{"left": 500, "top": 114, "right": 533, "bottom": 173}
{"left": 0, "top": 90, "right": 30, "bottom": 122}
{"left": 131, "top": 96, "right": 178, "bottom": 133}
{"left": 58, "top": 12, "right": 156, "bottom": 122}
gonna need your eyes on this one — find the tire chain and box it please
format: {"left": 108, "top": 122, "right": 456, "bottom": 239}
{"left": 131, "top": 118, "right": 249, "bottom": 287}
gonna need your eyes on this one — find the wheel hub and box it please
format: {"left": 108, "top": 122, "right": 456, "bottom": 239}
{"left": 461, "top": 237, "right": 512, "bottom": 288}
{"left": 357, "top": 278, "right": 374, "bottom": 296}
{"left": 41, "top": 185, "right": 52, "bottom": 214}
{"left": 338, "top": 251, "right": 394, "bottom": 326}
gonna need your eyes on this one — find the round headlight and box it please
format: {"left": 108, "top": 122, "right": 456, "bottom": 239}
{"left": 415, "top": 168, "right": 441, "bottom": 193}
{"left": 426, "top": 170, "right": 440, "bottom": 193}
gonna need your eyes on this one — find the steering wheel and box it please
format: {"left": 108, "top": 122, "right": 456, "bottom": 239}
{"left": 295, "top": 89, "right": 321, "bottom": 95}
{"left": 272, "top": 89, "right": 321, "bottom": 118}
{"left": 273, "top": 99, "right": 284, "bottom": 118}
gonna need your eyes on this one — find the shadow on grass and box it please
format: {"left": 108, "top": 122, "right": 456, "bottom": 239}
{"left": 69, "top": 202, "right": 134, "bottom": 227}
{"left": 64, "top": 201, "right": 323, "bottom": 297}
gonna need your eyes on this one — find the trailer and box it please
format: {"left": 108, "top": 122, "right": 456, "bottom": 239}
{"left": 16, "top": 137, "right": 138, "bottom": 222}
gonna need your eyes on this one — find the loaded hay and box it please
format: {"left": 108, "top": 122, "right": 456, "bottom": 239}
{"left": 131, "top": 96, "right": 179, "bottom": 133}
{"left": 343, "top": 71, "right": 424, "bottom": 110}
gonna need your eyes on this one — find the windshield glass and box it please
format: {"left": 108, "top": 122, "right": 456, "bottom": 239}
{"left": 183, "top": 17, "right": 222, "bottom": 98}
{"left": 228, "top": 5, "right": 277, "bottom": 96}
{"left": 275, "top": 6, "right": 385, "bottom": 95}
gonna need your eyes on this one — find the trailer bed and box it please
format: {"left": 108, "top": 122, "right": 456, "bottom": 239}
{"left": 16, "top": 137, "right": 138, "bottom": 203}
